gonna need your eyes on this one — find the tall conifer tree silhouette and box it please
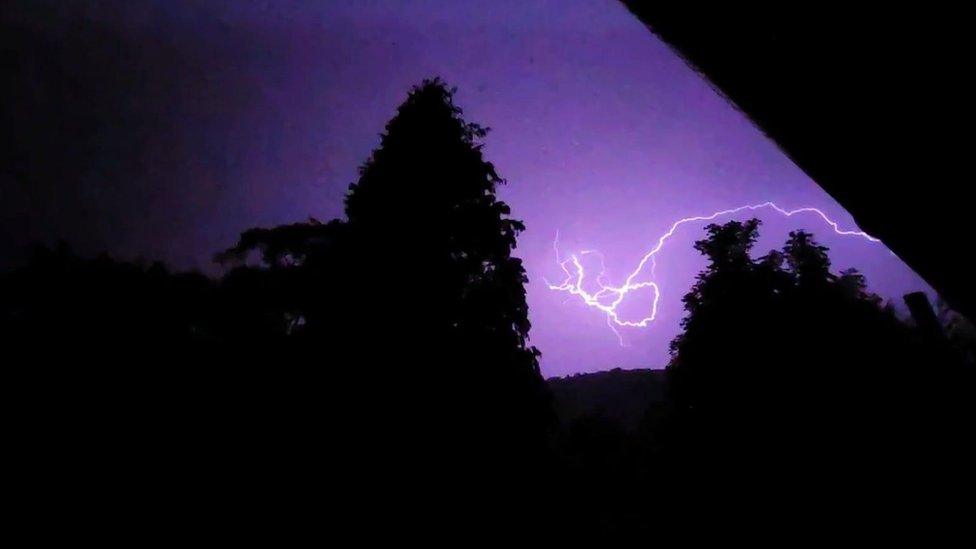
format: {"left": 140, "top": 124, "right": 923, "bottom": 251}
{"left": 340, "top": 79, "right": 550, "bottom": 462}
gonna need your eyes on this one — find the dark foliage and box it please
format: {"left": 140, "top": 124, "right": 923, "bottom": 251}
{"left": 662, "top": 220, "right": 976, "bottom": 522}
{"left": 3, "top": 80, "right": 552, "bottom": 538}
{"left": 537, "top": 221, "right": 975, "bottom": 536}
{"left": 214, "top": 79, "right": 552, "bottom": 462}
{"left": 2, "top": 242, "right": 215, "bottom": 347}
{"left": 4, "top": 77, "right": 974, "bottom": 537}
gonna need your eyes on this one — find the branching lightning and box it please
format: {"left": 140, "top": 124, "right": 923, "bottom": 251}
{"left": 546, "top": 202, "right": 880, "bottom": 343}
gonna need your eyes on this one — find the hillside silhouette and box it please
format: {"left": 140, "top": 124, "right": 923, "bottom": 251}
{"left": 549, "top": 367, "right": 666, "bottom": 431}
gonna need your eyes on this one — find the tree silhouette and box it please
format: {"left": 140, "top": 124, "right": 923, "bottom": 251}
{"left": 783, "top": 229, "right": 830, "bottom": 285}
{"left": 665, "top": 219, "right": 975, "bottom": 500}
{"left": 2, "top": 80, "right": 554, "bottom": 535}
{"left": 214, "top": 80, "right": 553, "bottom": 525}
{"left": 340, "top": 79, "right": 542, "bottom": 401}
{"left": 1, "top": 241, "right": 216, "bottom": 351}
{"left": 218, "top": 79, "right": 549, "bottom": 428}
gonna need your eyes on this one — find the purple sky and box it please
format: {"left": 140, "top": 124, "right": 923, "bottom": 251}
{"left": 3, "top": 0, "right": 933, "bottom": 376}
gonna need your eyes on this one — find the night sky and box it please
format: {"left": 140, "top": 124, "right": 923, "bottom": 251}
{"left": 2, "top": 0, "right": 933, "bottom": 376}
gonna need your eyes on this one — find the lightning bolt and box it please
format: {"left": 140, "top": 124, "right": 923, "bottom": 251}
{"left": 546, "top": 202, "right": 880, "bottom": 342}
